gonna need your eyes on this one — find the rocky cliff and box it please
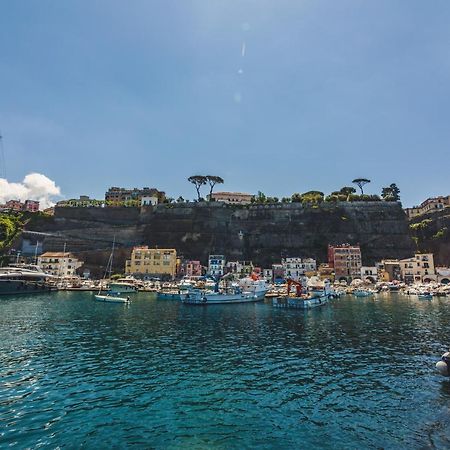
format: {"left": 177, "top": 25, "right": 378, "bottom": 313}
{"left": 22, "top": 202, "right": 414, "bottom": 274}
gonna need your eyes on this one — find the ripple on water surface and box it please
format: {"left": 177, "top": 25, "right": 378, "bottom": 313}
{"left": 1, "top": 293, "right": 450, "bottom": 448}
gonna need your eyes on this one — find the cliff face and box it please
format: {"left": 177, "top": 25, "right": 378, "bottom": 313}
{"left": 409, "top": 208, "right": 450, "bottom": 265}
{"left": 23, "top": 202, "right": 414, "bottom": 272}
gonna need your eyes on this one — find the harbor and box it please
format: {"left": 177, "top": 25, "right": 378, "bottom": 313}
{"left": 1, "top": 290, "right": 450, "bottom": 448}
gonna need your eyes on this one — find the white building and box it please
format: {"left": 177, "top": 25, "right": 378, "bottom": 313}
{"left": 208, "top": 255, "right": 226, "bottom": 277}
{"left": 282, "top": 257, "right": 317, "bottom": 281}
{"left": 38, "top": 252, "right": 83, "bottom": 277}
{"left": 360, "top": 266, "right": 378, "bottom": 282}
{"left": 141, "top": 196, "right": 158, "bottom": 206}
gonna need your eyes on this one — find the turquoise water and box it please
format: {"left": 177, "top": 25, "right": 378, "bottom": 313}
{"left": 1, "top": 292, "right": 450, "bottom": 449}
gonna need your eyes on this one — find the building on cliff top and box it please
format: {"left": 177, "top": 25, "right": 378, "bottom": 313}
{"left": 1, "top": 199, "right": 40, "bottom": 212}
{"left": 405, "top": 195, "right": 450, "bottom": 219}
{"left": 125, "top": 246, "right": 177, "bottom": 280}
{"left": 105, "top": 187, "right": 165, "bottom": 205}
{"left": 209, "top": 192, "right": 254, "bottom": 204}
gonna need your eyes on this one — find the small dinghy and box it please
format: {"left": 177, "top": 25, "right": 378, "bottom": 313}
{"left": 94, "top": 293, "right": 130, "bottom": 303}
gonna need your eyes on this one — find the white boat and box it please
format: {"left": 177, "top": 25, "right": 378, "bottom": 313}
{"left": 109, "top": 278, "right": 137, "bottom": 294}
{"left": 94, "top": 293, "right": 130, "bottom": 303}
{"left": 93, "top": 237, "right": 131, "bottom": 303}
{"left": 0, "top": 264, "right": 54, "bottom": 295}
{"left": 181, "top": 278, "right": 267, "bottom": 305}
{"left": 353, "top": 289, "right": 375, "bottom": 297}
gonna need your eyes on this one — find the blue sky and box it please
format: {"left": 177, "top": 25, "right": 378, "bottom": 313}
{"left": 1, "top": 0, "right": 449, "bottom": 207}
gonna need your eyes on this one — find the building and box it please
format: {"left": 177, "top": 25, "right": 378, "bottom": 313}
{"left": 208, "top": 255, "right": 226, "bottom": 277}
{"left": 328, "top": 244, "right": 362, "bottom": 281}
{"left": 5, "top": 200, "right": 23, "bottom": 211}
{"left": 125, "top": 247, "right": 177, "bottom": 279}
{"left": 360, "top": 266, "right": 378, "bottom": 282}
{"left": 141, "top": 196, "right": 158, "bottom": 207}
{"left": 262, "top": 268, "right": 273, "bottom": 282}
{"left": 105, "top": 187, "right": 165, "bottom": 205}
{"left": 38, "top": 252, "right": 83, "bottom": 277}
{"left": 436, "top": 267, "right": 450, "bottom": 285}
{"left": 318, "top": 264, "right": 334, "bottom": 281}
{"left": 209, "top": 192, "right": 254, "bottom": 204}
{"left": 405, "top": 195, "right": 450, "bottom": 219}
{"left": 226, "top": 260, "right": 254, "bottom": 276}
{"left": 400, "top": 253, "right": 436, "bottom": 283}
{"left": 181, "top": 260, "right": 203, "bottom": 278}
{"left": 282, "top": 257, "right": 317, "bottom": 281}
{"left": 23, "top": 200, "right": 40, "bottom": 212}
{"left": 377, "top": 260, "right": 402, "bottom": 282}
{"left": 272, "top": 264, "right": 284, "bottom": 283}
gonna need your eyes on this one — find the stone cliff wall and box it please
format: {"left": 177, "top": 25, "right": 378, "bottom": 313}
{"left": 24, "top": 202, "right": 414, "bottom": 272}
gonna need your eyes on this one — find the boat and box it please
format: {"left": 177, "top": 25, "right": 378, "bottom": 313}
{"left": 93, "top": 237, "right": 131, "bottom": 304}
{"left": 273, "top": 279, "right": 328, "bottom": 309}
{"left": 94, "top": 293, "right": 130, "bottom": 303}
{"left": 353, "top": 289, "right": 375, "bottom": 297}
{"left": 109, "top": 277, "right": 138, "bottom": 293}
{"left": 273, "top": 295, "right": 327, "bottom": 309}
{"left": 181, "top": 277, "right": 267, "bottom": 305}
{"left": 418, "top": 292, "right": 433, "bottom": 300}
{"left": 0, "top": 264, "right": 54, "bottom": 295}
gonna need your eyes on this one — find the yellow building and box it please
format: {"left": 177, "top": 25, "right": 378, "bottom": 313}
{"left": 125, "top": 246, "right": 177, "bottom": 279}
{"left": 399, "top": 253, "right": 436, "bottom": 283}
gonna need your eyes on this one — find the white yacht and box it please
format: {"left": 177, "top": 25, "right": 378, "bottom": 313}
{"left": 0, "top": 264, "right": 54, "bottom": 295}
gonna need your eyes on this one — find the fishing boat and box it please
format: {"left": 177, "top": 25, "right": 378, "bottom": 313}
{"left": 272, "top": 279, "right": 328, "bottom": 310}
{"left": 181, "top": 277, "right": 267, "bottom": 305}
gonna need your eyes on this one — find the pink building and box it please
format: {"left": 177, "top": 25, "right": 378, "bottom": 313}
{"left": 184, "top": 260, "right": 202, "bottom": 277}
{"left": 6, "top": 200, "right": 23, "bottom": 211}
{"left": 24, "top": 200, "right": 40, "bottom": 212}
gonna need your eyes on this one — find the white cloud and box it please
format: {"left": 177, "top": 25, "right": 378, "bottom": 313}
{"left": 0, "top": 173, "right": 61, "bottom": 209}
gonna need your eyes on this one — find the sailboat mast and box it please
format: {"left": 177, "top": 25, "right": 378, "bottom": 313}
{"left": 110, "top": 235, "right": 116, "bottom": 279}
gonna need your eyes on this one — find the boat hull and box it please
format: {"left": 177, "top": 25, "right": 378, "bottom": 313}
{"left": 94, "top": 294, "right": 130, "bottom": 303}
{"left": 273, "top": 295, "right": 328, "bottom": 309}
{"left": 181, "top": 290, "right": 267, "bottom": 305}
{"left": 0, "top": 280, "right": 53, "bottom": 296}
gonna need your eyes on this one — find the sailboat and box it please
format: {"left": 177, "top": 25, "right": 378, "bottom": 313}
{"left": 94, "top": 237, "right": 130, "bottom": 304}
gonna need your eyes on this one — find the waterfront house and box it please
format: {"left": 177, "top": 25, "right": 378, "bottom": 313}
{"left": 38, "top": 252, "right": 83, "bottom": 277}
{"left": 328, "top": 244, "right": 362, "bottom": 282}
{"left": 400, "top": 253, "right": 436, "bottom": 283}
{"left": 125, "top": 246, "right": 177, "bottom": 280}
{"left": 282, "top": 257, "right": 317, "bottom": 281}
{"left": 360, "top": 266, "right": 378, "bottom": 283}
{"left": 226, "top": 260, "right": 254, "bottom": 277}
{"left": 208, "top": 255, "right": 226, "bottom": 277}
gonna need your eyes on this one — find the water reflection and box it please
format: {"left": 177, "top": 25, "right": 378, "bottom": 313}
{"left": 1, "top": 293, "right": 450, "bottom": 448}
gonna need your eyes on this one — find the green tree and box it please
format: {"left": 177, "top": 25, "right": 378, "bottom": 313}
{"left": 352, "top": 178, "right": 371, "bottom": 195}
{"left": 381, "top": 183, "right": 401, "bottom": 201}
{"left": 291, "top": 193, "right": 302, "bottom": 203}
{"left": 188, "top": 175, "right": 207, "bottom": 201}
{"left": 205, "top": 175, "right": 224, "bottom": 200}
{"left": 300, "top": 191, "right": 324, "bottom": 204}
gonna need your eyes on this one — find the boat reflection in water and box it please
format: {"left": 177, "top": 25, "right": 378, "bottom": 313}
{"left": 0, "top": 264, "right": 54, "bottom": 295}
